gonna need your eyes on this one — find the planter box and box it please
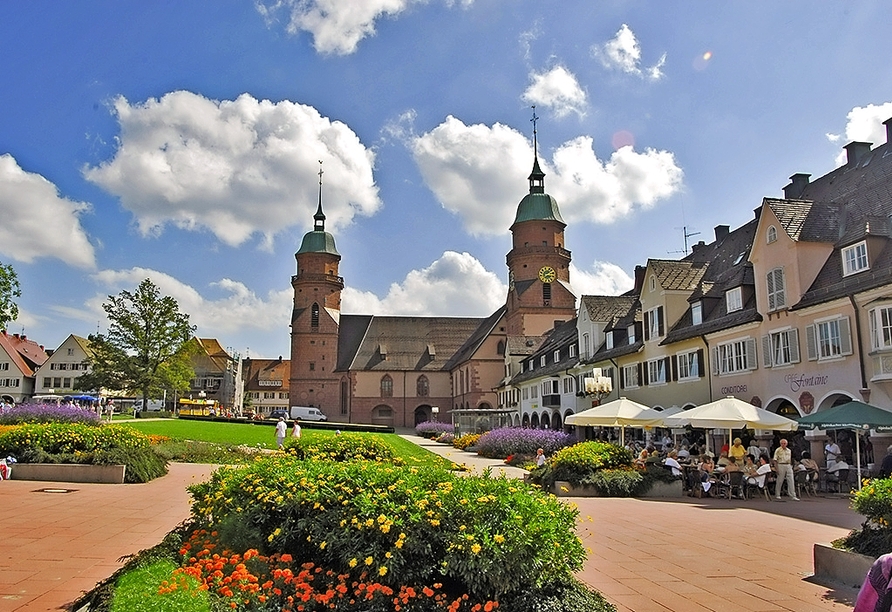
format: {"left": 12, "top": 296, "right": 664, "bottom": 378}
{"left": 813, "top": 543, "right": 874, "bottom": 589}
{"left": 10, "top": 463, "right": 126, "bottom": 484}
{"left": 552, "top": 479, "right": 684, "bottom": 498}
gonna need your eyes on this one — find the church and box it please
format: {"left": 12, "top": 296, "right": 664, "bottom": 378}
{"left": 288, "top": 130, "right": 577, "bottom": 428}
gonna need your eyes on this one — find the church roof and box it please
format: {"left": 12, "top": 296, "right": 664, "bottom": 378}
{"left": 297, "top": 230, "right": 340, "bottom": 256}
{"left": 443, "top": 306, "right": 506, "bottom": 370}
{"left": 512, "top": 193, "right": 564, "bottom": 225}
{"left": 336, "top": 315, "right": 488, "bottom": 372}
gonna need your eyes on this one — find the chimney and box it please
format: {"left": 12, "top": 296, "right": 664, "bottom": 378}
{"left": 691, "top": 240, "right": 707, "bottom": 253}
{"left": 844, "top": 141, "right": 872, "bottom": 167}
{"left": 633, "top": 265, "right": 647, "bottom": 292}
{"left": 714, "top": 225, "right": 729, "bottom": 241}
{"left": 783, "top": 173, "right": 811, "bottom": 199}
{"left": 885, "top": 117, "right": 892, "bottom": 145}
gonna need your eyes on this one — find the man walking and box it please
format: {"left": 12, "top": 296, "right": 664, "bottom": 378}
{"left": 773, "top": 438, "right": 799, "bottom": 501}
{"left": 275, "top": 416, "right": 287, "bottom": 450}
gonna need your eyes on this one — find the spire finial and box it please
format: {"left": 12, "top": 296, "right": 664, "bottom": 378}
{"left": 531, "top": 105, "right": 539, "bottom": 160}
{"left": 314, "top": 160, "right": 325, "bottom": 231}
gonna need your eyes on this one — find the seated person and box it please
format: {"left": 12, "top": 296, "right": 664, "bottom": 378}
{"left": 742, "top": 454, "right": 758, "bottom": 478}
{"left": 699, "top": 455, "right": 717, "bottom": 495}
{"left": 798, "top": 451, "right": 820, "bottom": 481}
{"left": 717, "top": 450, "right": 732, "bottom": 467}
{"left": 723, "top": 455, "right": 741, "bottom": 473}
{"left": 633, "top": 449, "right": 649, "bottom": 468}
{"left": 747, "top": 441, "right": 762, "bottom": 460}
{"left": 677, "top": 445, "right": 690, "bottom": 460}
{"left": 663, "top": 450, "right": 683, "bottom": 478}
{"left": 747, "top": 455, "right": 773, "bottom": 489}
{"left": 827, "top": 458, "right": 850, "bottom": 474}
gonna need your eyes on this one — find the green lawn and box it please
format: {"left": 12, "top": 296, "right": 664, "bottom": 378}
{"left": 124, "top": 419, "right": 455, "bottom": 469}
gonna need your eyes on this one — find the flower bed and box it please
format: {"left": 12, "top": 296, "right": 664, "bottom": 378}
{"left": 474, "top": 427, "right": 574, "bottom": 459}
{"left": 415, "top": 421, "right": 455, "bottom": 438}
{"left": 452, "top": 433, "right": 480, "bottom": 451}
{"left": 834, "top": 478, "right": 892, "bottom": 557}
{"left": 0, "top": 402, "right": 101, "bottom": 425}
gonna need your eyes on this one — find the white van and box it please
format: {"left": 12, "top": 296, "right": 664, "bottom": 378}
{"left": 289, "top": 406, "right": 328, "bottom": 421}
{"left": 133, "top": 399, "right": 165, "bottom": 411}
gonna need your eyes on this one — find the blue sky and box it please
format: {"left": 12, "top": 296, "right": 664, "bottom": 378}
{"left": 2, "top": 2, "right": 892, "bottom": 359}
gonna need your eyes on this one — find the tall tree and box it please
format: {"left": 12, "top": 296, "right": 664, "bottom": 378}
{"left": 76, "top": 279, "right": 196, "bottom": 404}
{"left": 0, "top": 261, "right": 21, "bottom": 331}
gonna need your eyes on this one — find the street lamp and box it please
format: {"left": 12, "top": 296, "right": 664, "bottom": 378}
{"left": 583, "top": 368, "right": 613, "bottom": 406}
{"left": 431, "top": 406, "right": 439, "bottom": 422}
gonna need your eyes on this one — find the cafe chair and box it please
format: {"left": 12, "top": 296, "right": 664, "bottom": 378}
{"left": 723, "top": 471, "right": 746, "bottom": 499}
{"left": 795, "top": 469, "right": 817, "bottom": 498}
{"left": 745, "top": 477, "right": 771, "bottom": 501}
{"left": 826, "top": 468, "right": 850, "bottom": 494}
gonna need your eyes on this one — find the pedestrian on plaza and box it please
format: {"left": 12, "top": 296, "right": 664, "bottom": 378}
{"left": 536, "top": 448, "right": 546, "bottom": 467}
{"left": 275, "top": 416, "right": 287, "bottom": 449}
{"left": 773, "top": 438, "right": 799, "bottom": 501}
{"left": 879, "top": 445, "right": 892, "bottom": 478}
{"left": 292, "top": 417, "right": 302, "bottom": 439}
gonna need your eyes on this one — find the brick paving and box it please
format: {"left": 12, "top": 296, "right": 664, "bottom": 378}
{"left": 0, "top": 436, "right": 867, "bottom": 612}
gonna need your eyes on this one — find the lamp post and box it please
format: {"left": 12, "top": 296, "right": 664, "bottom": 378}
{"left": 583, "top": 368, "right": 613, "bottom": 406}
{"left": 431, "top": 406, "right": 439, "bottom": 422}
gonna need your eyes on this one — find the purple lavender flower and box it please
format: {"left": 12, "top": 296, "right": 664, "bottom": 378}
{"left": 475, "top": 427, "right": 574, "bottom": 458}
{"left": 415, "top": 421, "right": 455, "bottom": 438}
{"left": 0, "top": 403, "right": 102, "bottom": 426}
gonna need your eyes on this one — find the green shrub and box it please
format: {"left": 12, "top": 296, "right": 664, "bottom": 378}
{"left": 110, "top": 559, "right": 209, "bottom": 612}
{"left": 583, "top": 468, "right": 645, "bottom": 497}
{"left": 538, "top": 441, "right": 633, "bottom": 487}
{"left": 152, "top": 439, "right": 258, "bottom": 464}
{"left": 0, "top": 423, "right": 150, "bottom": 457}
{"left": 188, "top": 456, "right": 585, "bottom": 601}
{"left": 499, "top": 577, "right": 616, "bottom": 612}
{"left": 96, "top": 448, "right": 169, "bottom": 483}
{"left": 283, "top": 432, "right": 396, "bottom": 462}
{"left": 453, "top": 433, "right": 481, "bottom": 450}
{"left": 838, "top": 478, "right": 892, "bottom": 556}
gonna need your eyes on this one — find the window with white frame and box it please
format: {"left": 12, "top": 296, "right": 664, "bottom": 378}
{"left": 0, "top": 363, "right": 8, "bottom": 371}
{"left": 677, "top": 350, "right": 701, "bottom": 380}
{"left": 605, "top": 331, "right": 614, "bottom": 350}
{"left": 540, "top": 356, "right": 546, "bottom": 367}
{"left": 650, "top": 276, "right": 656, "bottom": 291}
{"left": 806, "top": 317, "right": 853, "bottom": 360}
{"left": 726, "top": 287, "right": 743, "bottom": 313}
{"left": 712, "top": 338, "right": 757, "bottom": 375}
{"left": 646, "top": 358, "right": 667, "bottom": 385}
{"left": 842, "top": 241, "right": 869, "bottom": 276}
{"left": 644, "top": 306, "right": 664, "bottom": 341}
{"left": 762, "top": 328, "right": 800, "bottom": 367}
{"left": 869, "top": 305, "right": 892, "bottom": 350}
{"left": 622, "top": 363, "right": 640, "bottom": 388}
{"left": 542, "top": 379, "right": 559, "bottom": 395}
{"left": 523, "top": 387, "right": 529, "bottom": 400}
{"left": 766, "top": 268, "right": 786, "bottom": 311}
{"left": 531, "top": 385, "right": 538, "bottom": 398}
{"left": 569, "top": 344, "right": 576, "bottom": 358}
{"left": 767, "top": 226, "right": 777, "bottom": 243}
{"left": 562, "top": 376, "right": 575, "bottom": 394}
{"left": 691, "top": 302, "right": 702, "bottom": 326}
{"left": 553, "top": 350, "right": 560, "bottom": 363}
{"left": 628, "top": 325, "right": 636, "bottom": 345}
{"left": 582, "top": 333, "right": 590, "bottom": 358}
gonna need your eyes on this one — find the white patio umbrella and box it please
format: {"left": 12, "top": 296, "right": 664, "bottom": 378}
{"left": 566, "top": 397, "right": 663, "bottom": 446}
{"left": 663, "top": 396, "right": 798, "bottom": 455}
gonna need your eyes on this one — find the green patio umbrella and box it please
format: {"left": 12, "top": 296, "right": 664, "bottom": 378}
{"left": 797, "top": 400, "right": 892, "bottom": 489}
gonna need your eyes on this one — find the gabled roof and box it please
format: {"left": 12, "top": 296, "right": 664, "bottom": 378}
{"left": 510, "top": 318, "right": 579, "bottom": 385}
{"left": 765, "top": 198, "right": 840, "bottom": 243}
{"left": 70, "top": 335, "right": 93, "bottom": 357}
{"left": 443, "top": 306, "right": 505, "bottom": 370}
{"left": 194, "top": 338, "right": 234, "bottom": 372}
{"left": 648, "top": 259, "right": 708, "bottom": 291}
{"left": 0, "top": 331, "right": 48, "bottom": 376}
{"left": 506, "top": 335, "right": 546, "bottom": 357}
{"left": 580, "top": 295, "right": 637, "bottom": 324}
{"left": 336, "top": 315, "right": 487, "bottom": 372}
{"left": 243, "top": 358, "right": 290, "bottom": 391}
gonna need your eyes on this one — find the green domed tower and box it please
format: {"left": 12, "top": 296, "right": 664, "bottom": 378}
{"left": 505, "top": 117, "right": 575, "bottom": 336}
{"left": 289, "top": 164, "right": 343, "bottom": 416}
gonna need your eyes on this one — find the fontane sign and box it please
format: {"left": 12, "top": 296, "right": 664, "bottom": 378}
{"left": 784, "top": 373, "right": 830, "bottom": 393}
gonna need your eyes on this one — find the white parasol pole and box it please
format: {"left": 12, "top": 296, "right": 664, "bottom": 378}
{"left": 620, "top": 425, "right": 625, "bottom": 447}
{"left": 856, "top": 429, "right": 862, "bottom": 491}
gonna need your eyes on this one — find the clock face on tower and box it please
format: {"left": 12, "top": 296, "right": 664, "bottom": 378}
{"left": 538, "top": 266, "right": 556, "bottom": 283}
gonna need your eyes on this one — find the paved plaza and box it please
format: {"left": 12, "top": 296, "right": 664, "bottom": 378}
{"left": 0, "top": 436, "right": 867, "bottom": 611}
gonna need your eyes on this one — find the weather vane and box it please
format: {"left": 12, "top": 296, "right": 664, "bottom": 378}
{"left": 530, "top": 105, "right": 539, "bottom": 158}
{"left": 318, "top": 159, "right": 323, "bottom": 186}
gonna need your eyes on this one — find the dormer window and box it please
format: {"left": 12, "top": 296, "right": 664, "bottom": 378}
{"left": 628, "top": 325, "right": 636, "bottom": 345}
{"left": 726, "top": 287, "right": 743, "bottom": 313}
{"left": 767, "top": 226, "right": 777, "bottom": 244}
{"left": 691, "top": 301, "right": 702, "bottom": 326}
{"left": 842, "top": 241, "right": 869, "bottom": 276}
{"left": 540, "top": 356, "right": 546, "bottom": 367}
{"left": 553, "top": 350, "right": 560, "bottom": 363}
{"left": 606, "top": 331, "right": 614, "bottom": 350}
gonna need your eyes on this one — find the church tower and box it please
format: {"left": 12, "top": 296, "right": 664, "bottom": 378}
{"left": 505, "top": 110, "right": 576, "bottom": 336}
{"left": 288, "top": 162, "right": 343, "bottom": 416}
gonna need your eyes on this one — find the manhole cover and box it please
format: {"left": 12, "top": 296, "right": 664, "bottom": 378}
{"left": 34, "top": 488, "right": 77, "bottom": 494}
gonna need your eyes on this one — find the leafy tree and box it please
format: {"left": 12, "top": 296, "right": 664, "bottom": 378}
{"left": 76, "top": 279, "right": 196, "bottom": 404}
{"left": 0, "top": 261, "right": 22, "bottom": 331}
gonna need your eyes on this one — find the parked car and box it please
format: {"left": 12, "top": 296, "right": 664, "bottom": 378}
{"left": 267, "top": 409, "right": 289, "bottom": 420}
{"left": 289, "top": 406, "right": 328, "bottom": 422}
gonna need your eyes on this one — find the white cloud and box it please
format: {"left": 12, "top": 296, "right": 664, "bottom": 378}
{"left": 593, "top": 24, "right": 665, "bottom": 81}
{"left": 342, "top": 251, "right": 506, "bottom": 316}
{"left": 829, "top": 101, "right": 892, "bottom": 166}
{"left": 570, "top": 261, "right": 633, "bottom": 297}
{"left": 411, "top": 117, "right": 683, "bottom": 235}
{"left": 85, "top": 91, "right": 380, "bottom": 249}
{"left": 257, "top": 0, "right": 474, "bottom": 56}
{"left": 88, "top": 267, "right": 292, "bottom": 335}
{"left": 0, "top": 154, "right": 96, "bottom": 269}
{"left": 522, "top": 66, "right": 588, "bottom": 119}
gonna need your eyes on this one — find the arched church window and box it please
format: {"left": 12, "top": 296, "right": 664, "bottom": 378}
{"left": 380, "top": 375, "right": 393, "bottom": 398}
{"left": 416, "top": 375, "right": 429, "bottom": 397}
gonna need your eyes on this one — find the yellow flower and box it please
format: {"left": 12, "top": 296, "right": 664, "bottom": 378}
{"left": 364, "top": 556, "right": 374, "bottom": 566}
{"left": 348, "top": 558, "right": 358, "bottom": 568}
{"left": 493, "top": 534, "right": 505, "bottom": 544}
{"left": 395, "top": 540, "right": 404, "bottom": 549}
{"left": 319, "top": 541, "right": 327, "bottom": 550}
{"left": 378, "top": 566, "right": 388, "bottom": 576}
{"left": 471, "top": 543, "right": 482, "bottom": 554}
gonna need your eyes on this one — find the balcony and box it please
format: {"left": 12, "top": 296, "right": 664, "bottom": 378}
{"left": 542, "top": 394, "right": 561, "bottom": 408}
